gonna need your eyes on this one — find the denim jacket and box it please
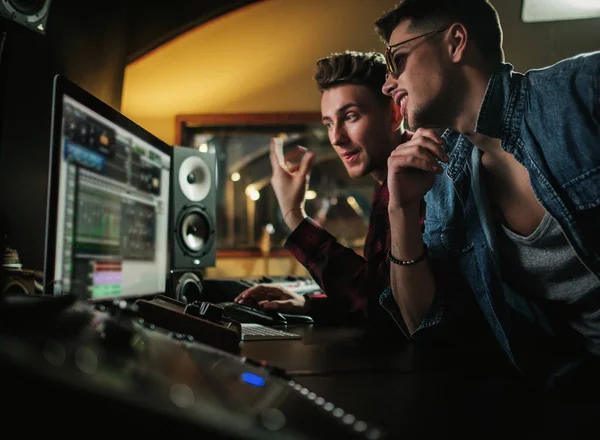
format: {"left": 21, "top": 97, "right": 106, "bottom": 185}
{"left": 380, "top": 51, "right": 600, "bottom": 379}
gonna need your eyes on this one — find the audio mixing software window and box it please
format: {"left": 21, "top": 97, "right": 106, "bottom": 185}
{"left": 53, "top": 95, "right": 170, "bottom": 299}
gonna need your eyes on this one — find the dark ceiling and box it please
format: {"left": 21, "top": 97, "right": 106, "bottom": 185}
{"left": 125, "top": 0, "right": 262, "bottom": 63}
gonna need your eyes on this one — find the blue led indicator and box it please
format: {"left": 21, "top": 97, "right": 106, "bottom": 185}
{"left": 241, "top": 372, "right": 265, "bottom": 387}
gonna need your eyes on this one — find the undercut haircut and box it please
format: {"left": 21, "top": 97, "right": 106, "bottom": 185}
{"left": 375, "top": 0, "right": 504, "bottom": 67}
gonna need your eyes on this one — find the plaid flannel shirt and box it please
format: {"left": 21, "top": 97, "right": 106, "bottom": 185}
{"left": 285, "top": 181, "right": 392, "bottom": 321}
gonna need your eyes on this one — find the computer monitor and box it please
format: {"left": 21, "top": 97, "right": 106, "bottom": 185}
{"left": 43, "top": 75, "right": 172, "bottom": 301}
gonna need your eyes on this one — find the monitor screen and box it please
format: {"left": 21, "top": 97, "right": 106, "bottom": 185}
{"left": 44, "top": 75, "right": 171, "bottom": 301}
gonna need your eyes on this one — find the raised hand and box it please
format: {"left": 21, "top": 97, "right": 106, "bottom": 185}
{"left": 387, "top": 128, "right": 448, "bottom": 211}
{"left": 269, "top": 137, "right": 315, "bottom": 230}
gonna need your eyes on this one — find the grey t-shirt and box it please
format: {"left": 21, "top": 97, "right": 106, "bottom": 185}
{"left": 498, "top": 212, "right": 600, "bottom": 355}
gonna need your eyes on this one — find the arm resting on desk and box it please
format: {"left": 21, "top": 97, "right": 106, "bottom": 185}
{"left": 379, "top": 254, "right": 483, "bottom": 345}
{"left": 379, "top": 286, "right": 443, "bottom": 339}
{"left": 285, "top": 217, "right": 389, "bottom": 319}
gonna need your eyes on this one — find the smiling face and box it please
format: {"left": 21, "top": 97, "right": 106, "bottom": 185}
{"left": 382, "top": 19, "right": 458, "bottom": 131}
{"left": 321, "top": 83, "right": 399, "bottom": 181}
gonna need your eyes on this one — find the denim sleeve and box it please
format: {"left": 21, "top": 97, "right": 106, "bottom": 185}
{"left": 377, "top": 246, "right": 477, "bottom": 342}
{"left": 378, "top": 286, "right": 444, "bottom": 339}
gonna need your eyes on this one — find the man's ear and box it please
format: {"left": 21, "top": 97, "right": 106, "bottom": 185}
{"left": 447, "top": 23, "right": 468, "bottom": 63}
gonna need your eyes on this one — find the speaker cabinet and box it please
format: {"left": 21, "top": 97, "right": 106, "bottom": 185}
{"left": 1, "top": 269, "right": 43, "bottom": 294}
{"left": 171, "top": 146, "right": 217, "bottom": 270}
{"left": 0, "top": 0, "right": 51, "bottom": 34}
{"left": 165, "top": 270, "right": 204, "bottom": 304}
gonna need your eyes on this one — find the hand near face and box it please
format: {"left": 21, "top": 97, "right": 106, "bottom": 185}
{"left": 234, "top": 284, "right": 310, "bottom": 313}
{"left": 269, "top": 137, "right": 315, "bottom": 230}
{"left": 387, "top": 128, "right": 447, "bottom": 211}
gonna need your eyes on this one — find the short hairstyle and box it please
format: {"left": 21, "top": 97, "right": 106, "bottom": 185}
{"left": 314, "top": 50, "right": 390, "bottom": 107}
{"left": 375, "top": 0, "right": 504, "bottom": 67}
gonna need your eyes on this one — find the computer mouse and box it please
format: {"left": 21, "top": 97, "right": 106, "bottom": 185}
{"left": 279, "top": 312, "right": 314, "bottom": 325}
{"left": 232, "top": 299, "right": 313, "bottom": 325}
{"left": 219, "top": 302, "right": 287, "bottom": 326}
{"left": 236, "top": 296, "right": 261, "bottom": 309}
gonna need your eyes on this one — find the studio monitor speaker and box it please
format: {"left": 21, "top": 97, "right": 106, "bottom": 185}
{"left": 0, "top": 0, "right": 51, "bottom": 34}
{"left": 171, "top": 146, "right": 217, "bottom": 270}
{"left": 166, "top": 270, "right": 204, "bottom": 304}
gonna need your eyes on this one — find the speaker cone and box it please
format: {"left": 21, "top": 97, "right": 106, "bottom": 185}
{"left": 7, "top": 0, "right": 44, "bottom": 14}
{"left": 178, "top": 154, "right": 211, "bottom": 202}
{"left": 176, "top": 272, "right": 203, "bottom": 303}
{"left": 181, "top": 212, "right": 209, "bottom": 252}
{"left": 176, "top": 206, "right": 215, "bottom": 258}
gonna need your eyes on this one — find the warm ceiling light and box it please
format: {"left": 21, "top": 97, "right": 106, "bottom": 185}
{"left": 249, "top": 190, "right": 260, "bottom": 201}
{"left": 522, "top": 0, "right": 600, "bottom": 22}
{"left": 245, "top": 185, "right": 260, "bottom": 201}
{"left": 231, "top": 172, "right": 240, "bottom": 182}
{"left": 305, "top": 190, "right": 317, "bottom": 200}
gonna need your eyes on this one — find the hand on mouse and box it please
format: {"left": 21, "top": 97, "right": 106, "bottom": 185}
{"left": 234, "top": 284, "right": 310, "bottom": 314}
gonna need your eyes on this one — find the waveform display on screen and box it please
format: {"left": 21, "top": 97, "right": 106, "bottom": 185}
{"left": 89, "top": 260, "right": 122, "bottom": 298}
{"left": 75, "top": 188, "right": 121, "bottom": 256}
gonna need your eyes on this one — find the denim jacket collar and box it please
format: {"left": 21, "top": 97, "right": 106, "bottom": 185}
{"left": 441, "top": 62, "right": 523, "bottom": 182}
{"left": 475, "top": 62, "right": 516, "bottom": 140}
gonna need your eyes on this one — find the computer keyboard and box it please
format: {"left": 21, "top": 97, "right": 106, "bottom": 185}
{"left": 241, "top": 323, "right": 301, "bottom": 341}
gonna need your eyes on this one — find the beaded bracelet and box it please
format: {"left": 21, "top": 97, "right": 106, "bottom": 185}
{"left": 386, "top": 246, "right": 428, "bottom": 266}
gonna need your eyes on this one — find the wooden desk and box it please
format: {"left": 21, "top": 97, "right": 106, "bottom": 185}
{"left": 240, "top": 324, "right": 599, "bottom": 440}
{"left": 241, "top": 325, "right": 423, "bottom": 375}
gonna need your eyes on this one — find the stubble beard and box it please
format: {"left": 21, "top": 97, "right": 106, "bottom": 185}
{"left": 408, "top": 77, "right": 459, "bottom": 131}
{"left": 409, "top": 100, "right": 451, "bottom": 131}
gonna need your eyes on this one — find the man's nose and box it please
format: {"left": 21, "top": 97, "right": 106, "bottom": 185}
{"left": 330, "top": 124, "right": 347, "bottom": 145}
{"left": 382, "top": 76, "right": 396, "bottom": 97}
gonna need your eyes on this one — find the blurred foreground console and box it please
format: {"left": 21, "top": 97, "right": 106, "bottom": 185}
{"left": 0, "top": 294, "right": 384, "bottom": 439}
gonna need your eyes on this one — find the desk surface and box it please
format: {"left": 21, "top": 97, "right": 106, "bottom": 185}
{"left": 240, "top": 324, "right": 599, "bottom": 440}
{"left": 241, "top": 325, "right": 422, "bottom": 375}
{"left": 240, "top": 323, "right": 499, "bottom": 375}
{"left": 1, "top": 295, "right": 597, "bottom": 440}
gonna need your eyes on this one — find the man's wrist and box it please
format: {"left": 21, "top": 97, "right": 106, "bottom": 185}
{"left": 388, "top": 202, "right": 421, "bottom": 221}
{"left": 388, "top": 203, "right": 424, "bottom": 260}
{"left": 283, "top": 207, "right": 306, "bottom": 231}
{"left": 283, "top": 208, "right": 306, "bottom": 231}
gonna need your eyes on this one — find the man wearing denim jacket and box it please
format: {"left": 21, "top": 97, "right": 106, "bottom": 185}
{"left": 375, "top": 0, "right": 600, "bottom": 390}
